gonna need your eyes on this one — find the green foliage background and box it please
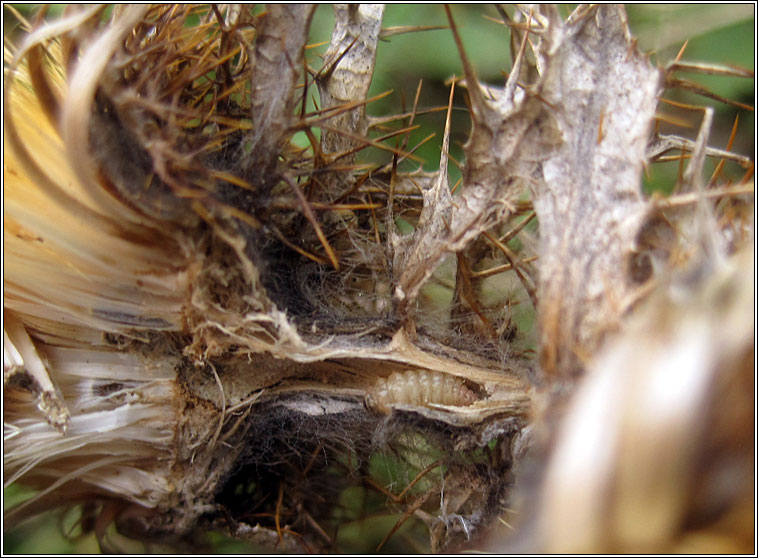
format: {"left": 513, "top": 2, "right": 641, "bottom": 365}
{"left": 2, "top": 4, "right": 754, "bottom": 554}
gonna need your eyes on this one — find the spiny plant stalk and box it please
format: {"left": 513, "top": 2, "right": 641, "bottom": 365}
{"left": 3, "top": 4, "right": 754, "bottom": 553}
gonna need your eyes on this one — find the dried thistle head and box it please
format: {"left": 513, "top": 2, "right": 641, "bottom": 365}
{"left": 3, "top": 4, "right": 754, "bottom": 554}
{"left": 4, "top": 5, "right": 533, "bottom": 552}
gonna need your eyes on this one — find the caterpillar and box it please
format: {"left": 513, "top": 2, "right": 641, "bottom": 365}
{"left": 369, "top": 370, "right": 478, "bottom": 414}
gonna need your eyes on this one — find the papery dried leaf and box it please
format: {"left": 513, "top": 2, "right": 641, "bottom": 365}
{"left": 243, "top": 4, "right": 316, "bottom": 190}
{"left": 317, "top": 4, "right": 384, "bottom": 157}
{"left": 393, "top": 7, "right": 551, "bottom": 310}
{"left": 530, "top": 5, "right": 661, "bottom": 379}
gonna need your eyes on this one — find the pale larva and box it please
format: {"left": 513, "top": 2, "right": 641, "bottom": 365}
{"left": 370, "top": 370, "right": 478, "bottom": 413}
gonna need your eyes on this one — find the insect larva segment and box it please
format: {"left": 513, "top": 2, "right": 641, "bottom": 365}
{"left": 370, "top": 370, "right": 478, "bottom": 414}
